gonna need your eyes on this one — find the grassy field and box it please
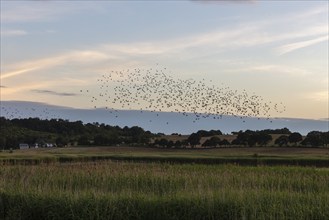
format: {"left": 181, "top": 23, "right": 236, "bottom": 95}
{"left": 1, "top": 147, "right": 329, "bottom": 219}
{"left": 1, "top": 146, "right": 328, "bottom": 166}
{"left": 1, "top": 161, "right": 329, "bottom": 219}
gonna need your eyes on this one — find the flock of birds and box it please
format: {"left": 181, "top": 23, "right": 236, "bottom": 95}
{"left": 0, "top": 65, "right": 286, "bottom": 124}
{"left": 1, "top": 106, "right": 62, "bottom": 120}
{"left": 81, "top": 65, "right": 286, "bottom": 124}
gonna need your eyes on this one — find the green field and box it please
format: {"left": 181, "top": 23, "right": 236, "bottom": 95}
{"left": 1, "top": 146, "right": 329, "bottom": 166}
{"left": 1, "top": 147, "right": 329, "bottom": 219}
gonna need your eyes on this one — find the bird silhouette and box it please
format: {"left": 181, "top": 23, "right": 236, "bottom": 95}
{"left": 75, "top": 65, "right": 286, "bottom": 125}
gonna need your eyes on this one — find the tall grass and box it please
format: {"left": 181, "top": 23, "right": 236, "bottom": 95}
{"left": 1, "top": 162, "right": 329, "bottom": 219}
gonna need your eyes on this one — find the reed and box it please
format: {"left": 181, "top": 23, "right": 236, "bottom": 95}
{"left": 1, "top": 162, "right": 328, "bottom": 219}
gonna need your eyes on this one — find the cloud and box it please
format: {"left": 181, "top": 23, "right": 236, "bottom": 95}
{"left": 275, "top": 35, "right": 329, "bottom": 55}
{"left": 2, "top": 22, "right": 326, "bottom": 81}
{"left": 100, "top": 6, "right": 328, "bottom": 58}
{"left": 2, "top": 4, "right": 327, "bottom": 83}
{"left": 31, "top": 89, "right": 78, "bottom": 97}
{"left": 2, "top": 80, "right": 83, "bottom": 96}
{"left": 228, "top": 63, "right": 311, "bottom": 77}
{"left": 1, "top": 67, "right": 40, "bottom": 80}
{"left": 102, "top": 22, "right": 327, "bottom": 60}
{"left": 0, "top": 85, "right": 7, "bottom": 88}
{"left": 104, "top": 25, "right": 258, "bottom": 56}
{"left": 293, "top": 5, "right": 328, "bottom": 20}
{"left": 1, "top": 50, "right": 110, "bottom": 80}
{"left": 1, "top": 29, "right": 28, "bottom": 37}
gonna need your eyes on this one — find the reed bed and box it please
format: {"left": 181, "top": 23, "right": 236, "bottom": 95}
{"left": 1, "top": 162, "right": 328, "bottom": 219}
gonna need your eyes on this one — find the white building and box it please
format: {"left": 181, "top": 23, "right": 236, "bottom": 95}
{"left": 19, "top": 143, "right": 29, "bottom": 149}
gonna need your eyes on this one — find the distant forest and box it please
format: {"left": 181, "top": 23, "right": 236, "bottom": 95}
{"left": 0, "top": 117, "right": 328, "bottom": 149}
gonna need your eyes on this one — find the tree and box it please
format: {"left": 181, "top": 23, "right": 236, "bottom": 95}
{"left": 196, "top": 130, "right": 222, "bottom": 137}
{"left": 256, "top": 132, "right": 272, "bottom": 146}
{"left": 154, "top": 138, "right": 169, "bottom": 147}
{"left": 231, "top": 132, "right": 249, "bottom": 146}
{"left": 167, "top": 140, "right": 174, "bottom": 148}
{"left": 262, "top": 128, "right": 291, "bottom": 134}
{"left": 174, "top": 140, "right": 182, "bottom": 148}
{"left": 247, "top": 133, "right": 258, "bottom": 147}
{"left": 231, "top": 130, "right": 271, "bottom": 147}
{"left": 275, "top": 135, "right": 289, "bottom": 147}
{"left": 219, "top": 139, "right": 230, "bottom": 146}
{"left": 301, "top": 131, "right": 328, "bottom": 147}
{"left": 93, "top": 134, "right": 109, "bottom": 146}
{"left": 56, "top": 136, "right": 69, "bottom": 147}
{"left": 322, "top": 132, "right": 329, "bottom": 146}
{"left": 78, "top": 135, "right": 90, "bottom": 145}
{"left": 288, "top": 132, "right": 303, "bottom": 145}
{"left": 0, "top": 136, "right": 6, "bottom": 150}
{"left": 187, "top": 133, "right": 201, "bottom": 147}
{"left": 202, "top": 136, "right": 221, "bottom": 147}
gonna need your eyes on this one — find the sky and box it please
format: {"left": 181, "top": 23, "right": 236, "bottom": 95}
{"left": 1, "top": 0, "right": 328, "bottom": 120}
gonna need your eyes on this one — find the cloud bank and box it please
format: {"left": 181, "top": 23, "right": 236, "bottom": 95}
{"left": 31, "top": 89, "right": 78, "bottom": 97}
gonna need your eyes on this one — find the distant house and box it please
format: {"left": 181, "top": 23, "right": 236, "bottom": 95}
{"left": 45, "top": 143, "right": 53, "bottom": 148}
{"left": 19, "top": 143, "right": 29, "bottom": 149}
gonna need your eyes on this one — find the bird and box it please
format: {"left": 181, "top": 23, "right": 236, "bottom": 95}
{"left": 77, "top": 65, "right": 285, "bottom": 126}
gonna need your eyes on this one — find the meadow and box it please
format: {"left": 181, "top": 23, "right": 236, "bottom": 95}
{"left": 1, "top": 160, "right": 329, "bottom": 220}
{"left": 1, "top": 146, "right": 329, "bottom": 167}
{"left": 1, "top": 147, "right": 329, "bottom": 219}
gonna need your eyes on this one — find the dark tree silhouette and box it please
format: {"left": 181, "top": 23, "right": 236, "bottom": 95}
{"left": 256, "top": 132, "right": 272, "bottom": 146}
{"left": 196, "top": 130, "right": 222, "bottom": 137}
{"left": 154, "top": 138, "right": 169, "bottom": 147}
{"left": 219, "top": 139, "right": 230, "bottom": 146}
{"left": 187, "top": 133, "right": 201, "bottom": 147}
{"left": 288, "top": 132, "right": 303, "bottom": 145}
{"left": 275, "top": 135, "right": 289, "bottom": 147}
{"left": 301, "top": 131, "right": 329, "bottom": 147}
{"left": 202, "top": 136, "right": 221, "bottom": 147}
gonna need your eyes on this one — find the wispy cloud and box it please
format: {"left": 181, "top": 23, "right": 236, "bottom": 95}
{"left": 1, "top": 26, "right": 260, "bottom": 81}
{"left": 2, "top": 4, "right": 327, "bottom": 84}
{"left": 1, "top": 50, "right": 110, "bottom": 80}
{"left": 228, "top": 63, "right": 311, "bottom": 76}
{"left": 2, "top": 81, "right": 57, "bottom": 96}
{"left": 103, "top": 22, "right": 328, "bottom": 60}
{"left": 293, "top": 5, "right": 328, "bottom": 20}
{"left": 101, "top": 5, "right": 328, "bottom": 58}
{"left": 2, "top": 79, "right": 86, "bottom": 97}
{"left": 275, "top": 35, "right": 329, "bottom": 55}
{"left": 0, "top": 85, "right": 7, "bottom": 88}
{"left": 104, "top": 25, "right": 258, "bottom": 56}
{"left": 1, "top": 29, "right": 28, "bottom": 37}
{"left": 31, "top": 89, "right": 78, "bottom": 97}
{"left": 2, "top": 22, "right": 326, "bottom": 81}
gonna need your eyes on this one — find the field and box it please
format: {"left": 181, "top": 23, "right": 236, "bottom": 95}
{"left": 1, "top": 146, "right": 329, "bottom": 166}
{"left": 1, "top": 147, "right": 329, "bottom": 219}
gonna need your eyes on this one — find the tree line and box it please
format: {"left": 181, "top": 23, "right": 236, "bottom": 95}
{"left": 0, "top": 117, "right": 328, "bottom": 149}
{"left": 151, "top": 129, "right": 328, "bottom": 148}
{"left": 0, "top": 117, "right": 153, "bottom": 149}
